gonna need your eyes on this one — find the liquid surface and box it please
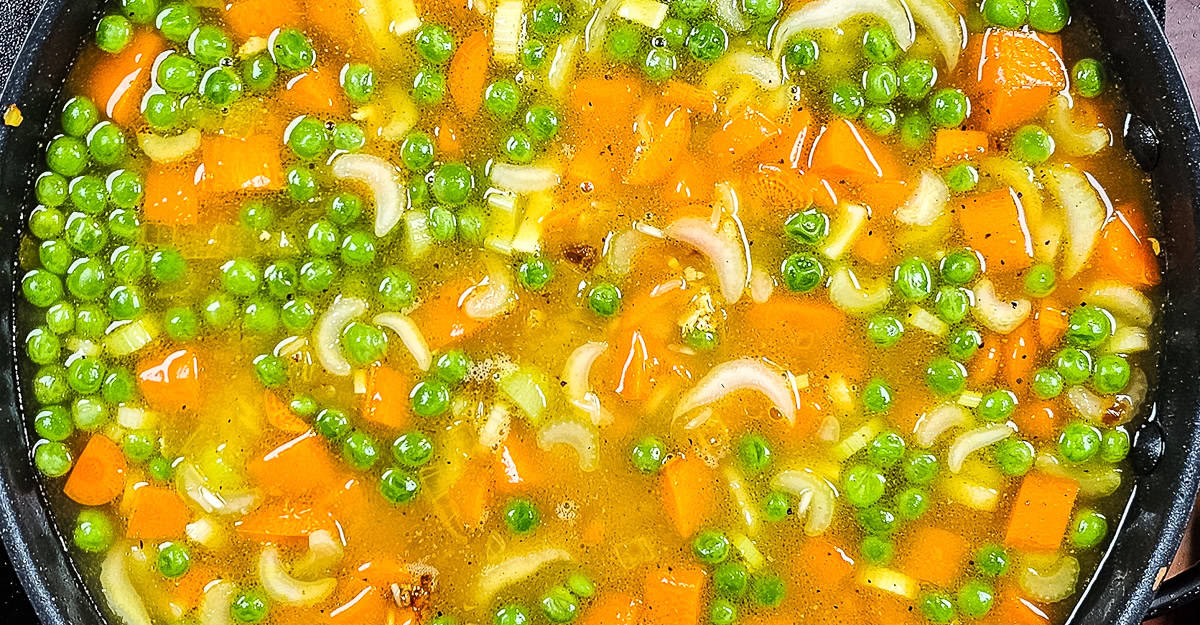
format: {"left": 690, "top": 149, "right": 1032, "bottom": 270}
{"left": 14, "top": 1, "right": 1163, "bottom": 625}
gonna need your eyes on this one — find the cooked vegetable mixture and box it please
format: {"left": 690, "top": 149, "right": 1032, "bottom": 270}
{"left": 16, "top": 0, "right": 1162, "bottom": 623}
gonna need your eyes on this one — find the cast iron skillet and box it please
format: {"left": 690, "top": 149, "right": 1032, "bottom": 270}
{"left": 0, "top": 0, "right": 1199, "bottom": 623}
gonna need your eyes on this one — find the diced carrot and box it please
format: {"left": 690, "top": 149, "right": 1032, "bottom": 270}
{"left": 137, "top": 348, "right": 202, "bottom": 414}
{"left": 143, "top": 164, "right": 202, "bottom": 226}
{"left": 957, "top": 188, "right": 1034, "bottom": 271}
{"left": 935, "top": 129, "right": 990, "bottom": 163}
{"left": 854, "top": 227, "right": 892, "bottom": 265}
{"left": 662, "top": 153, "right": 715, "bottom": 205}
{"left": 1036, "top": 302, "right": 1069, "bottom": 347}
{"left": 169, "top": 563, "right": 218, "bottom": 611}
{"left": 326, "top": 559, "right": 420, "bottom": 625}
{"left": 606, "top": 285, "right": 690, "bottom": 401}
{"left": 224, "top": 0, "right": 303, "bottom": 40}
{"left": 739, "top": 298, "right": 848, "bottom": 357}
{"left": 900, "top": 525, "right": 969, "bottom": 586}
{"left": 264, "top": 390, "right": 309, "bottom": 433}
{"left": 969, "top": 333, "right": 1002, "bottom": 386}
{"left": 410, "top": 279, "right": 488, "bottom": 350}
{"left": 235, "top": 502, "right": 337, "bottom": 544}
{"left": 626, "top": 103, "right": 692, "bottom": 185}
{"left": 63, "top": 435, "right": 127, "bottom": 506}
{"left": 125, "top": 484, "right": 191, "bottom": 540}
{"left": 436, "top": 111, "right": 464, "bottom": 156}
{"left": 1004, "top": 319, "right": 1038, "bottom": 395}
{"left": 247, "top": 431, "right": 341, "bottom": 497}
{"left": 752, "top": 108, "right": 813, "bottom": 169}
{"left": 81, "top": 30, "right": 165, "bottom": 127}
{"left": 447, "top": 459, "right": 493, "bottom": 529}
{"left": 1005, "top": 471, "right": 1080, "bottom": 552}
{"left": 660, "top": 81, "right": 718, "bottom": 115}
{"left": 282, "top": 66, "right": 346, "bottom": 115}
{"left": 742, "top": 164, "right": 814, "bottom": 214}
{"left": 858, "top": 179, "right": 910, "bottom": 214}
{"left": 569, "top": 135, "right": 624, "bottom": 189}
{"left": 359, "top": 364, "right": 411, "bottom": 429}
{"left": 569, "top": 75, "right": 642, "bottom": 132}
{"left": 969, "top": 29, "right": 1067, "bottom": 132}
{"left": 983, "top": 592, "right": 1052, "bottom": 625}
{"left": 643, "top": 565, "right": 707, "bottom": 625}
{"left": 579, "top": 593, "right": 641, "bottom": 625}
{"left": 1097, "top": 208, "right": 1161, "bottom": 288}
{"left": 202, "top": 134, "right": 284, "bottom": 194}
{"left": 660, "top": 455, "right": 716, "bottom": 538}
{"left": 706, "top": 106, "right": 783, "bottom": 165}
{"left": 1014, "top": 400, "right": 1060, "bottom": 441}
{"left": 809, "top": 119, "right": 899, "bottom": 183}
{"left": 796, "top": 537, "right": 856, "bottom": 586}
{"left": 449, "top": 30, "right": 491, "bottom": 118}
{"left": 495, "top": 433, "right": 548, "bottom": 494}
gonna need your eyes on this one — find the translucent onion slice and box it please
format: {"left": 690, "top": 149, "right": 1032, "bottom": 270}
{"left": 476, "top": 547, "right": 573, "bottom": 601}
{"left": 770, "top": 469, "right": 835, "bottom": 535}
{"left": 665, "top": 216, "right": 748, "bottom": 304}
{"left": 703, "top": 50, "right": 781, "bottom": 92}
{"left": 947, "top": 423, "right": 1013, "bottom": 473}
{"left": 1035, "top": 452, "right": 1123, "bottom": 497}
{"left": 724, "top": 465, "right": 760, "bottom": 536}
{"left": 563, "top": 342, "right": 612, "bottom": 426}
{"left": 1019, "top": 554, "right": 1081, "bottom": 604}
{"left": 292, "top": 529, "right": 344, "bottom": 579}
{"left": 463, "top": 254, "right": 516, "bottom": 320}
{"left": 373, "top": 312, "right": 432, "bottom": 371}
{"left": 673, "top": 358, "right": 797, "bottom": 425}
{"left": 856, "top": 566, "right": 919, "bottom": 600}
{"left": 176, "top": 463, "right": 258, "bottom": 515}
{"left": 584, "top": 0, "right": 622, "bottom": 54}
{"left": 972, "top": 278, "right": 1031, "bottom": 334}
{"left": 1085, "top": 281, "right": 1155, "bottom": 326}
{"left": 749, "top": 266, "right": 774, "bottom": 304}
{"left": 198, "top": 580, "right": 235, "bottom": 625}
{"left": 829, "top": 266, "right": 890, "bottom": 316}
{"left": 713, "top": 0, "right": 749, "bottom": 32}
{"left": 821, "top": 203, "right": 869, "bottom": 260}
{"left": 1046, "top": 94, "right": 1110, "bottom": 157}
{"left": 1065, "top": 385, "right": 1107, "bottom": 422}
{"left": 895, "top": 170, "right": 949, "bottom": 227}
{"left": 1042, "top": 166, "right": 1106, "bottom": 279}
{"left": 138, "top": 128, "right": 201, "bottom": 163}
{"left": 906, "top": 0, "right": 966, "bottom": 69}
{"left": 491, "top": 162, "right": 562, "bottom": 193}
{"left": 537, "top": 418, "right": 600, "bottom": 471}
{"left": 259, "top": 547, "right": 336, "bottom": 606}
{"left": 771, "top": 0, "right": 914, "bottom": 61}
{"left": 313, "top": 297, "right": 369, "bottom": 377}
{"left": 331, "top": 153, "right": 407, "bottom": 237}
{"left": 100, "top": 547, "right": 153, "bottom": 625}
{"left": 914, "top": 403, "right": 971, "bottom": 447}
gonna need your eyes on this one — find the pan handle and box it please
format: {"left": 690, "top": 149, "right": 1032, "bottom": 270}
{"left": 1146, "top": 564, "right": 1200, "bottom": 619}
{"left": 1147, "top": 0, "right": 1167, "bottom": 25}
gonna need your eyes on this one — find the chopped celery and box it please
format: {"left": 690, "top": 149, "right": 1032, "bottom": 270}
{"left": 616, "top": 0, "right": 669, "bottom": 28}
{"left": 831, "top": 417, "right": 885, "bottom": 462}
{"left": 104, "top": 318, "right": 158, "bottom": 357}
{"left": 484, "top": 191, "right": 520, "bottom": 255}
{"left": 493, "top": 0, "right": 524, "bottom": 62}
{"left": 404, "top": 210, "right": 434, "bottom": 261}
{"left": 499, "top": 366, "right": 550, "bottom": 424}
{"left": 509, "top": 191, "right": 554, "bottom": 254}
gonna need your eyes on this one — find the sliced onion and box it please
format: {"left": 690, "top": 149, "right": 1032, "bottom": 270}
{"left": 914, "top": 403, "right": 971, "bottom": 447}
{"left": 749, "top": 266, "right": 774, "bottom": 304}
{"left": 176, "top": 463, "right": 258, "bottom": 515}
{"left": 724, "top": 466, "right": 760, "bottom": 536}
{"left": 463, "top": 255, "right": 516, "bottom": 320}
{"left": 476, "top": 547, "right": 573, "bottom": 601}
{"left": 1046, "top": 94, "right": 1110, "bottom": 157}
{"left": 1105, "top": 325, "right": 1150, "bottom": 354}
{"left": 548, "top": 35, "right": 581, "bottom": 98}
{"left": 1019, "top": 554, "right": 1080, "bottom": 604}
{"left": 198, "top": 580, "right": 235, "bottom": 625}
{"left": 604, "top": 229, "right": 647, "bottom": 277}
{"left": 292, "top": 529, "right": 345, "bottom": 579}
{"left": 373, "top": 312, "right": 432, "bottom": 371}
{"left": 1065, "top": 385, "right": 1107, "bottom": 422}
{"left": 331, "top": 153, "right": 407, "bottom": 237}
{"left": 584, "top": 0, "right": 622, "bottom": 54}
{"left": 673, "top": 359, "right": 797, "bottom": 424}
{"left": 703, "top": 50, "right": 781, "bottom": 92}
{"left": 1104, "top": 366, "right": 1147, "bottom": 427}
{"left": 770, "top": 469, "right": 835, "bottom": 535}
{"left": 906, "top": 0, "right": 966, "bottom": 69}
{"left": 817, "top": 415, "right": 841, "bottom": 442}
{"left": 972, "top": 278, "right": 1031, "bottom": 334}
{"left": 313, "top": 296, "right": 368, "bottom": 376}
{"left": 491, "top": 162, "right": 561, "bottom": 193}
{"left": 479, "top": 404, "right": 513, "bottom": 450}
{"left": 1042, "top": 166, "right": 1106, "bottom": 279}
{"left": 771, "top": 0, "right": 914, "bottom": 61}
{"left": 563, "top": 342, "right": 612, "bottom": 426}
{"left": 947, "top": 424, "right": 1013, "bottom": 473}
{"left": 537, "top": 418, "right": 599, "bottom": 471}
{"left": 829, "top": 266, "right": 891, "bottom": 316}
{"left": 100, "top": 547, "right": 153, "bottom": 625}
{"left": 1035, "top": 452, "right": 1122, "bottom": 497}
{"left": 713, "top": 0, "right": 749, "bottom": 32}
{"left": 1085, "top": 281, "right": 1155, "bottom": 326}
{"left": 856, "top": 566, "right": 919, "bottom": 600}
{"left": 895, "top": 170, "right": 949, "bottom": 227}
{"left": 821, "top": 203, "right": 869, "bottom": 260}
{"left": 666, "top": 216, "right": 748, "bottom": 304}
{"left": 259, "top": 547, "right": 336, "bottom": 606}
{"left": 138, "top": 128, "right": 201, "bottom": 163}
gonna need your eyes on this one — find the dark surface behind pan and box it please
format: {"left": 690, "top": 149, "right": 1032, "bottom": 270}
{"left": 0, "top": 1, "right": 1199, "bottom": 624}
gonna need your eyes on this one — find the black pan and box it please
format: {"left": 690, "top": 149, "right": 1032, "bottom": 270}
{"left": 1, "top": 1, "right": 1199, "bottom": 624}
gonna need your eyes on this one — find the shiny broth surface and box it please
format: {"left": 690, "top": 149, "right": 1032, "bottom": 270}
{"left": 15, "top": 1, "right": 1162, "bottom": 624}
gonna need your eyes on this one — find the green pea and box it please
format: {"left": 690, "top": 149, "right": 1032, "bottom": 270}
{"left": 1067, "top": 305, "right": 1113, "bottom": 349}
{"left": 863, "top": 378, "right": 893, "bottom": 413}
{"left": 35, "top": 173, "right": 69, "bottom": 208}
{"left": 494, "top": 604, "right": 530, "bottom": 625}
{"left": 978, "top": 389, "right": 1016, "bottom": 421}
{"left": 517, "top": 256, "right": 554, "bottom": 291}
{"left": 415, "top": 24, "right": 455, "bottom": 63}
{"left": 341, "top": 230, "right": 377, "bottom": 266}
{"left": 982, "top": 0, "right": 1028, "bottom": 27}
{"left": 485, "top": 78, "right": 521, "bottom": 118}
{"left": 102, "top": 369, "right": 136, "bottom": 404}
{"left": 410, "top": 378, "right": 450, "bottom": 416}
{"left": 741, "top": 0, "right": 779, "bottom": 21}
{"left": 898, "top": 58, "right": 937, "bottom": 101}
{"left": 432, "top": 163, "right": 474, "bottom": 205}
{"left": 106, "top": 170, "right": 144, "bottom": 209}
{"left": 202, "top": 292, "right": 238, "bottom": 329}
{"left": 895, "top": 487, "right": 929, "bottom": 519}
{"left": 412, "top": 68, "right": 447, "bottom": 105}
{"left": 504, "top": 497, "right": 540, "bottom": 534}
{"left": 524, "top": 105, "right": 561, "bottom": 142}
{"left": 606, "top": 24, "right": 641, "bottom": 62}
{"left": 843, "top": 463, "right": 886, "bottom": 507}
{"left": 1027, "top": 0, "right": 1070, "bottom": 33}
{"left": 566, "top": 572, "right": 595, "bottom": 599}
{"left": 149, "top": 247, "right": 186, "bottom": 283}
{"left": 231, "top": 589, "right": 269, "bottom": 623}
{"left": 976, "top": 545, "right": 1010, "bottom": 577}
{"left": 1054, "top": 347, "right": 1094, "bottom": 384}
{"left": 710, "top": 598, "right": 736, "bottom": 625}
{"left": 863, "top": 64, "right": 899, "bottom": 104}
{"left": 686, "top": 21, "right": 728, "bottom": 62}
{"left": 156, "top": 53, "right": 200, "bottom": 93}
{"left": 307, "top": 220, "right": 340, "bottom": 256}
{"left": 866, "top": 314, "right": 904, "bottom": 347}
{"left": 1059, "top": 421, "right": 1102, "bottom": 463}
{"left": 75, "top": 305, "right": 109, "bottom": 339}
{"left": 539, "top": 585, "right": 578, "bottom": 624}
{"left": 693, "top": 529, "right": 730, "bottom": 564}
{"left": 34, "top": 406, "right": 73, "bottom": 441}
{"left": 155, "top": 2, "right": 199, "bottom": 42}
{"left": 157, "top": 541, "right": 191, "bottom": 578}
{"left": 1073, "top": 58, "right": 1106, "bottom": 98}
{"left": 1031, "top": 367, "right": 1064, "bottom": 399}
{"left": 73, "top": 509, "right": 115, "bottom": 553}
{"left": 264, "top": 262, "right": 298, "bottom": 299}
{"left": 751, "top": 574, "right": 785, "bottom": 607}
{"left": 315, "top": 408, "right": 351, "bottom": 439}
{"left": 342, "top": 430, "right": 380, "bottom": 470}
{"left": 899, "top": 112, "right": 933, "bottom": 149}
{"left": 858, "top": 505, "right": 899, "bottom": 535}
{"left": 46, "top": 302, "right": 75, "bottom": 335}
{"left": 785, "top": 37, "right": 819, "bottom": 73}
{"left": 34, "top": 440, "right": 72, "bottom": 477}
{"left": 934, "top": 286, "right": 971, "bottom": 324}
{"left": 379, "top": 467, "right": 421, "bottom": 504}
{"left": 281, "top": 298, "right": 316, "bottom": 332}
{"left": 393, "top": 431, "right": 435, "bottom": 467}
{"left": 39, "top": 240, "right": 74, "bottom": 275}
{"left": 377, "top": 268, "right": 416, "bottom": 309}
{"left": 947, "top": 325, "right": 983, "bottom": 361}
{"left": 270, "top": 27, "right": 316, "bottom": 69}
{"left": 672, "top": 0, "right": 708, "bottom": 19}
{"left": 924, "top": 357, "right": 966, "bottom": 396}
{"left": 992, "top": 438, "right": 1035, "bottom": 476}
{"left": 861, "top": 105, "right": 898, "bottom": 136}
{"left": 903, "top": 452, "right": 939, "bottom": 484}
{"left": 784, "top": 208, "right": 829, "bottom": 244}
{"left": 946, "top": 162, "right": 980, "bottom": 193}
{"left": 340, "top": 63, "right": 375, "bottom": 103}
{"left": 587, "top": 282, "right": 622, "bottom": 316}
{"left": 122, "top": 429, "right": 156, "bottom": 462}
{"left": 780, "top": 253, "right": 824, "bottom": 292}
{"left": 1100, "top": 428, "right": 1131, "bottom": 463}
{"left": 861, "top": 535, "right": 895, "bottom": 566}
{"left": 242, "top": 297, "right": 280, "bottom": 335}
{"left": 713, "top": 562, "right": 749, "bottom": 598}
{"left": 253, "top": 354, "right": 287, "bottom": 387}
{"left": 47, "top": 135, "right": 89, "bottom": 177}
{"left": 532, "top": 0, "right": 568, "bottom": 36}
{"left": 22, "top": 269, "right": 63, "bottom": 308}
{"left": 72, "top": 396, "right": 109, "bottom": 430}
{"left": 762, "top": 490, "right": 790, "bottom": 522}
{"left": 220, "top": 258, "right": 260, "bottom": 296}
{"left": 1093, "top": 354, "right": 1131, "bottom": 393}
{"left": 25, "top": 328, "right": 60, "bottom": 365}
{"left": 631, "top": 435, "right": 666, "bottom": 473}
{"left": 921, "top": 593, "right": 956, "bottom": 624}
{"left": 1011, "top": 124, "right": 1056, "bottom": 164}
{"left": 958, "top": 580, "right": 995, "bottom": 619}
{"left": 341, "top": 322, "right": 388, "bottom": 365}
{"left": 61, "top": 96, "right": 99, "bottom": 138}
{"left": 243, "top": 53, "right": 277, "bottom": 92}
{"left": 199, "top": 66, "right": 243, "bottom": 106}
{"left": 737, "top": 434, "right": 772, "bottom": 474}
{"left": 502, "top": 130, "right": 535, "bottom": 163}
{"left": 287, "top": 116, "right": 330, "bottom": 160}
{"left": 642, "top": 47, "right": 678, "bottom": 81}
{"left": 831, "top": 81, "right": 865, "bottom": 118}
{"left": 928, "top": 88, "right": 969, "bottom": 127}
{"left": 522, "top": 39, "right": 548, "bottom": 67}
{"left": 1069, "top": 509, "right": 1108, "bottom": 549}
{"left": 401, "top": 132, "right": 436, "bottom": 171}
